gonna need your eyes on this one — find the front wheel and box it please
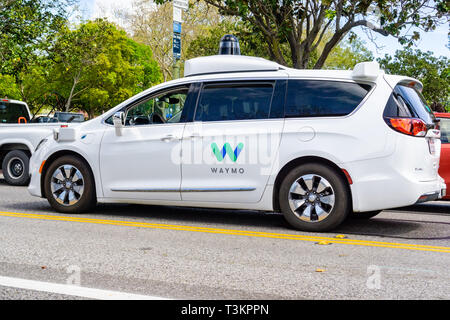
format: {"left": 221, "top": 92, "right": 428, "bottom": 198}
{"left": 279, "top": 163, "right": 351, "bottom": 232}
{"left": 44, "top": 156, "right": 96, "bottom": 213}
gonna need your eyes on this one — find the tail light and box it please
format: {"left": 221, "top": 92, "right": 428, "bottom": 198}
{"left": 386, "top": 118, "right": 428, "bottom": 137}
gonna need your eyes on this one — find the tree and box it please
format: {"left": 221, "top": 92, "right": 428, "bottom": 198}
{"left": 0, "top": 0, "right": 74, "bottom": 112}
{"left": 120, "top": 0, "right": 222, "bottom": 81}
{"left": 186, "top": 20, "right": 271, "bottom": 60}
{"left": 322, "top": 37, "right": 374, "bottom": 70}
{"left": 48, "top": 19, "right": 162, "bottom": 117}
{"left": 0, "top": 74, "right": 20, "bottom": 99}
{"left": 186, "top": 20, "right": 374, "bottom": 70}
{"left": 49, "top": 21, "right": 110, "bottom": 111}
{"left": 0, "top": 0, "right": 73, "bottom": 77}
{"left": 157, "top": 0, "right": 449, "bottom": 69}
{"left": 378, "top": 49, "right": 449, "bottom": 110}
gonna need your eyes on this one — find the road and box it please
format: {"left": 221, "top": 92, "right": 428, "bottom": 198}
{"left": 0, "top": 173, "right": 449, "bottom": 300}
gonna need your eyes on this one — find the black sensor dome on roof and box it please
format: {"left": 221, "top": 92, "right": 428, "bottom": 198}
{"left": 219, "top": 34, "right": 241, "bottom": 55}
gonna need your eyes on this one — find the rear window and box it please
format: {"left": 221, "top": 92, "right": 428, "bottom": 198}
{"left": 285, "top": 80, "right": 372, "bottom": 118}
{"left": 383, "top": 84, "right": 435, "bottom": 125}
{"left": 438, "top": 118, "right": 450, "bottom": 143}
{"left": 0, "top": 101, "right": 30, "bottom": 123}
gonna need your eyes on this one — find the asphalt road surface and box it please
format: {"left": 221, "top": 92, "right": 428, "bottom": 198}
{"left": 0, "top": 173, "right": 449, "bottom": 300}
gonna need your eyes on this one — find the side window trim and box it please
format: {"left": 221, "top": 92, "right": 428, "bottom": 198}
{"left": 180, "top": 82, "right": 201, "bottom": 123}
{"left": 270, "top": 79, "right": 287, "bottom": 119}
{"left": 194, "top": 80, "right": 277, "bottom": 123}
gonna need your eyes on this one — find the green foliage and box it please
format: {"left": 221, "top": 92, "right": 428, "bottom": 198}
{"left": 187, "top": 21, "right": 374, "bottom": 70}
{"left": 323, "top": 38, "right": 374, "bottom": 70}
{"left": 186, "top": 20, "right": 272, "bottom": 60}
{"left": 0, "top": 16, "right": 163, "bottom": 118}
{"left": 0, "top": 74, "right": 21, "bottom": 99}
{"left": 378, "top": 49, "right": 449, "bottom": 110}
{"left": 0, "top": 64, "right": 53, "bottom": 114}
{"left": 20, "top": 64, "right": 53, "bottom": 111}
{"left": 159, "top": 0, "right": 448, "bottom": 69}
{"left": 0, "top": 0, "right": 72, "bottom": 77}
{"left": 0, "top": 0, "right": 73, "bottom": 114}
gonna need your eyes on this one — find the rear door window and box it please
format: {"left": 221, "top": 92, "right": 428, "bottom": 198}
{"left": 195, "top": 82, "right": 274, "bottom": 122}
{"left": 383, "top": 84, "right": 436, "bottom": 125}
{"left": 285, "top": 80, "right": 372, "bottom": 118}
{"left": 0, "top": 101, "right": 30, "bottom": 123}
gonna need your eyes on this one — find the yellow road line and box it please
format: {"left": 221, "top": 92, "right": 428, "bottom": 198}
{"left": 1, "top": 211, "right": 449, "bottom": 253}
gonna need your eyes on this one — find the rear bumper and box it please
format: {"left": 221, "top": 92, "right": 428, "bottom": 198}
{"left": 347, "top": 155, "right": 445, "bottom": 212}
{"left": 416, "top": 192, "right": 440, "bottom": 203}
{"left": 416, "top": 177, "right": 447, "bottom": 203}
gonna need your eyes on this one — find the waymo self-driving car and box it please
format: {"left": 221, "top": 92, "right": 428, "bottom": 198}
{"left": 28, "top": 54, "right": 445, "bottom": 232}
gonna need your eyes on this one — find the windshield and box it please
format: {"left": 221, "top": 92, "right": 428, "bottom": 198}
{"left": 54, "top": 112, "right": 84, "bottom": 123}
{"left": 0, "top": 101, "right": 30, "bottom": 123}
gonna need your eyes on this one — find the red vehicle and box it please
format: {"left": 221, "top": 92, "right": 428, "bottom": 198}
{"left": 435, "top": 112, "right": 450, "bottom": 200}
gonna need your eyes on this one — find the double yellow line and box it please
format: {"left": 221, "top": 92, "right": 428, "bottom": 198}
{"left": 1, "top": 211, "right": 450, "bottom": 253}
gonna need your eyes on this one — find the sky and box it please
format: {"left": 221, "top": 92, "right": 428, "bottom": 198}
{"left": 77, "top": 0, "right": 132, "bottom": 22}
{"left": 77, "top": 0, "right": 449, "bottom": 59}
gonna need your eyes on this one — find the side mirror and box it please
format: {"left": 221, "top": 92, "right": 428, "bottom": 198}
{"left": 113, "top": 111, "right": 125, "bottom": 136}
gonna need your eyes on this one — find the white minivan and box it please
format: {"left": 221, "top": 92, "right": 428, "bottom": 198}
{"left": 27, "top": 55, "right": 446, "bottom": 232}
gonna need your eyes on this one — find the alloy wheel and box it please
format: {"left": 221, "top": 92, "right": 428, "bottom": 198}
{"left": 288, "top": 174, "right": 335, "bottom": 222}
{"left": 50, "top": 165, "right": 85, "bottom": 206}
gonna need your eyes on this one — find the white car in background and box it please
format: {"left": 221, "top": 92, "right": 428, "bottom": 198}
{"left": 27, "top": 55, "right": 445, "bottom": 232}
{"left": 0, "top": 99, "right": 79, "bottom": 186}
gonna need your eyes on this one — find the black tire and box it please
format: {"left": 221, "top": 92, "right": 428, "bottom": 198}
{"left": 350, "top": 210, "right": 382, "bottom": 219}
{"left": 44, "top": 155, "right": 96, "bottom": 213}
{"left": 2, "top": 150, "right": 30, "bottom": 186}
{"left": 279, "top": 163, "right": 351, "bottom": 232}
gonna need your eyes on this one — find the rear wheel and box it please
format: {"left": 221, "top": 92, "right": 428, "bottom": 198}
{"left": 279, "top": 163, "right": 350, "bottom": 232}
{"left": 2, "top": 150, "right": 30, "bottom": 186}
{"left": 44, "top": 156, "right": 96, "bottom": 213}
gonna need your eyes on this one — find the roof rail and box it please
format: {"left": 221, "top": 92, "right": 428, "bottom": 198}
{"left": 184, "top": 55, "right": 282, "bottom": 77}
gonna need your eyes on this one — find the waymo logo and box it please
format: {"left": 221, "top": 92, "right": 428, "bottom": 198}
{"left": 211, "top": 143, "right": 244, "bottom": 162}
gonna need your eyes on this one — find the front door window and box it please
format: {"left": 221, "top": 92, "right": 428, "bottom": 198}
{"left": 125, "top": 88, "right": 189, "bottom": 126}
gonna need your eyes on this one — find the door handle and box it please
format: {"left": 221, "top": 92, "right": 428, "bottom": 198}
{"left": 187, "top": 133, "right": 201, "bottom": 139}
{"left": 161, "top": 135, "right": 179, "bottom": 142}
